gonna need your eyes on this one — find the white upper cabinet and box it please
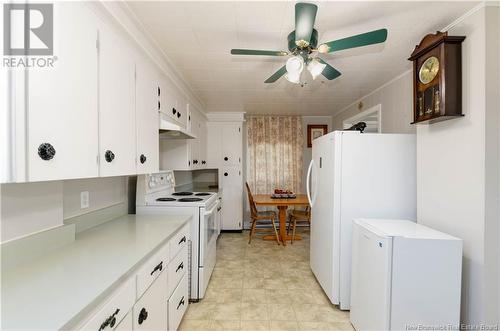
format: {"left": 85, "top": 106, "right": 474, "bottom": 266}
{"left": 207, "top": 122, "right": 242, "bottom": 167}
{"left": 98, "top": 20, "right": 136, "bottom": 177}
{"left": 135, "top": 58, "right": 159, "bottom": 175}
{"left": 27, "top": 2, "right": 99, "bottom": 181}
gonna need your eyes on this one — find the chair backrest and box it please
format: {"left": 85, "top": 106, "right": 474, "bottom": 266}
{"left": 245, "top": 182, "right": 258, "bottom": 217}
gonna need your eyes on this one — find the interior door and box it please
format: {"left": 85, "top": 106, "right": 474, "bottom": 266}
{"left": 27, "top": 2, "right": 99, "bottom": 181}
{"left": 135, "top": 58, "right": 159, "bottom": 175}
{"left": 98, "top": 20, "right": 136, "bottom": 177}
{"left": 309, "top": 133, "right": 337, "bottom": 304}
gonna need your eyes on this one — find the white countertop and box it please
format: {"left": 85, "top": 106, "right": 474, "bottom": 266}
{"left": 1, "top": 214, "right": 191, "bottom": 330}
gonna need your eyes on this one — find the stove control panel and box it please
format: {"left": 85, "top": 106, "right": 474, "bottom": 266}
{"left": 146, "top": 171, "right": 175, "bottom": 191}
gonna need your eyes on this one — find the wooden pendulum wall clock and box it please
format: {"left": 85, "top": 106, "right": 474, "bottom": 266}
{"left": 408, "top": 31, "right": 465, "bottom": 124}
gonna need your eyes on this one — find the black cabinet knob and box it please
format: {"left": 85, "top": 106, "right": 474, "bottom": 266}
{"left": 224, "top": 157, "right": 228, "bottom": 161}
{"left": 158, "top": 101, "right": 161, "bottom": 110}
{"left": 172, "top": 108, "right": 176, "bottom": 115}
{"left": 140, "top": 154, "right": 147, "bottom": 164}
{"left": 104, "top": 150, "right": 115, "bottom": 163}
{"left": 177, "top": 112, "right": 181, "bottom": 118}
{"left": 38, "top": 143, "right": 56, "bottom": 160}
{"left": 177, "top": 296, "right": 185, "bottom": 310}
{"left": 202, "top": 160, "right": 206, "bottom": 165}
{"left": 138, "top": 308, "right": 148, "bottom": 325}
{"left": 157, "top": 87, "right": 161, "bottom": 97}
{"left": 224, "top": 172, "right": 228, "bottom": 176}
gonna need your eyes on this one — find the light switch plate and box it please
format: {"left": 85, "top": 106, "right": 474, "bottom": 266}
{"left": 80, "top": 191, "right": 90, "bottom": 209}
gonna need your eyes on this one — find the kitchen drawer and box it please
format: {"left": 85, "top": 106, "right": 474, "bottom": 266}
{"left": 79, "top": 278, "right": 135, "bottom": 331}
{"left": 133, "top": 270, "right": 168, "bottom": 331}
{"left": 168, "top": 274, "right": 189, "bottom": 331}
{"left": 169, "top": 224, "right": 188, "bottom": 261}
{"left": 136, "top": 242, "right": 169, "bottom": 298}
{"left": 167, "top": 245, "right": 188, "bottom": 297}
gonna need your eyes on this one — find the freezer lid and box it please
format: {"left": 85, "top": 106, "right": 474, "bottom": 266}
{"left": 354, "top": 219, "right": 461, "bottom": 240}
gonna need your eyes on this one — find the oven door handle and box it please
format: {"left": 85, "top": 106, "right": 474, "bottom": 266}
{"left": 204, "top": 200, "right": 220, "bottom": 217}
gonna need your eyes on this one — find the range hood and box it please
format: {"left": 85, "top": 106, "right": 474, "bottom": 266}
{"left": 159, "top": 113, "right": 196, "bottom": 139}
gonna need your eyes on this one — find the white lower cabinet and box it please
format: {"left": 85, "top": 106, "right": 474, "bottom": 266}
{"left": 168, "top": 275, "right": 189, "bottom": 331}
{"left": 221, "top": 166, "right": 243, "bottom": 230}
{"left": 78, "top": 225, "right": 190, "bottom": 331}
{"left": 79, "top": 278, "right": 135, "bottom": 331}
{"left": 133, "top": 270, "right": 168, "bottom": 331}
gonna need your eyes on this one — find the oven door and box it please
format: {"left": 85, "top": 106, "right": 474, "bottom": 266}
{"left": 198, "top": 199, "right": 219, "bottom": 298}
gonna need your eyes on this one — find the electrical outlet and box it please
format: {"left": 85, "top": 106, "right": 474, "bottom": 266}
{"left": 80, "top": 191, "right": 90, "bottom": 209}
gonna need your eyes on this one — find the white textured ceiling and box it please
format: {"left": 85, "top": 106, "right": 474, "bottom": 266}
{"left": 127, "top": 1, "right": 477, "bottom": 115}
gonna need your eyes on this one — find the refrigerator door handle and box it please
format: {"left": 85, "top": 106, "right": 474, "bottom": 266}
{"left": 306, "top": 159, "right": 314, "bottom": 207}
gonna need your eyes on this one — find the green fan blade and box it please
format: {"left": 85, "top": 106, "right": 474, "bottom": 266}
{"left": 317, "top": 58, "right": 341, "bottom": 80}
{"left": 295, "top": 3, "right": 318, "bottom": 46}
{"left": 231, "top": 49, "right": 288, "bottom": 56}
{"left": 264, "top": 66, "right": 287, "bottom": 83}
{"left": 319, "top": 29, "right": 388, "bottom": 53}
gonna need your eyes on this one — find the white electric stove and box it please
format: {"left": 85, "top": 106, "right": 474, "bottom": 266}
{"left": 136, "top": 170, "right": 219, "bottom": 301}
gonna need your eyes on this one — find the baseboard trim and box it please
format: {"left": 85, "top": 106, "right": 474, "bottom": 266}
{"left": 221, "top": 230, "right": 243, "bottom": 233}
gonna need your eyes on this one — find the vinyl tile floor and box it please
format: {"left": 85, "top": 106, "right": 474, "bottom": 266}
{"left": 179, "top": 229, "right": 353, "bottom": 331}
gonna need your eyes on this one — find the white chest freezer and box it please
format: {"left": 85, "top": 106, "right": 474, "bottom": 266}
{"left": 350, "top": 219, "right": 462, "bottom": 331}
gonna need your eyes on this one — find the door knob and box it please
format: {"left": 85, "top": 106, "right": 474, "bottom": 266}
{"left": 38, "top": 143, "right": 56, "bottom": 160}
{"left": 104, "top": 150, "right": 115, "bottom": 163}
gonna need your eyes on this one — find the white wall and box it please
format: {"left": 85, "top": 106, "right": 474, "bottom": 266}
{"left": 332, "top": 71, "right": 415, "bottom": 134}
{"left": 417, "top": 5, "right": 499, "bottom": 325}
{"left": 301, "top": 116, "right": 332, "bottom": 193}
{"left": 0, "top": 177, "right": 128, "bottom": 243}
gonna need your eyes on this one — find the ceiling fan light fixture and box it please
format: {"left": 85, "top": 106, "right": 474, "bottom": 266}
{"left": 285, "top": 72, "right": 301, "bottom": 84}
{"left": 307, "top": 58, "right": 327, "bottom": 80}
{"left": 286, "top": 56, "right": 304, "bottom": 75}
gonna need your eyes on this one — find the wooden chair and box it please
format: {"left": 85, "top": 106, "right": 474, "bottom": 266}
{"left": 246, "top": 182, "right": 280, "bottom": 245}
{"left": 287, "top": 207, "right": 311, "bottom": 244}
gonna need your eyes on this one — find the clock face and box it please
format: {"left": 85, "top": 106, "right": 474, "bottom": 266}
{"left": 419, "top": 56, "right": 440, "bottom": 84}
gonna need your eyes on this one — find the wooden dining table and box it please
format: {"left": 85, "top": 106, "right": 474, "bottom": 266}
{"left": 252, "top": 194, "right": 310, "bottom": 246}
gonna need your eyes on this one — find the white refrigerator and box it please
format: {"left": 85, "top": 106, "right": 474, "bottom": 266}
{"left": 350, "top": 219, "right": 462, "bottom": 330}
{"left": 308, "top": 131, "right": 416, "bottom": 310}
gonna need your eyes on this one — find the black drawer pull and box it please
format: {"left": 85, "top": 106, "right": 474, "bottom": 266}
{"left": 150, "top": 261, "right": 163, "bottom": 276}
{"left": 224, "top": 156, "right": 228, "bottom": 161}
{"left": 176, "top": 262, "right": 184, "bottom": 273}
{"left": 177, "top": 296, "right": 185, "bottom": 310}
{"left": 172, "top": 108, "right": 176, "bottom": 115}
{"left": 140, "top": 154, "right": 147, "bottom": 164}
{"left": 138, "top": 308, "right": 148, "bottom": 325}
{"left": 178, "top": 236, "right": 186, "bottom": 245}
{"left": 99, "top": 308, "right": 120, "bottom": 331}
{"left": 224, "top": 172, "right": 228, "bottom": 176}
{"left": 177, "top": 112, "right": 181, "bottom": 118}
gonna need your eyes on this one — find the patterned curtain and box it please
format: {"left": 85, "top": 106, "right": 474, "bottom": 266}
{"left": 247, "top": 116, "right": 303, "bottom": 194}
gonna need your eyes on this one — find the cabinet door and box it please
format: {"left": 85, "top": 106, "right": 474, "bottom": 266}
{"left": 159, "top": 76, "right": 176, "bottom": 122}
{"left": 27, "top": 2, "right": 99, "bottom": 181}
{"left": 221, "top": 166, "right": 243, "bottom": 230}
{"left": 135, "top": 58, "right": 159, "bottom": 174}
{"left": 114, "top": 311, "right": 133, "bottom": 331}
{"left": 221, "top": 124, "right": 242, "bottom": 166}
{"left": 206, "top": 123, "right": 222, "bottom": 167}
{"left": 175, "top": 95, "right": 187, "bottom": 128}
{"left": 133, "top": 270, "right": 168, "bottom": 331}
{"left": 98, "top": 21, "right": 136, "bottom": 177}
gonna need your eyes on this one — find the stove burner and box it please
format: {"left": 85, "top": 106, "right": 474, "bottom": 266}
{"left": 172, "top": 192, "right": 194, "bottom": 196}
{"left": 195, "top": 193, "right": 211, "bottom": 196}
{"left": 156, "top": 197, "right": 176, "bottom": 202}
{"left": 178, "top": 198, "right": 203, "bottom": 202}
